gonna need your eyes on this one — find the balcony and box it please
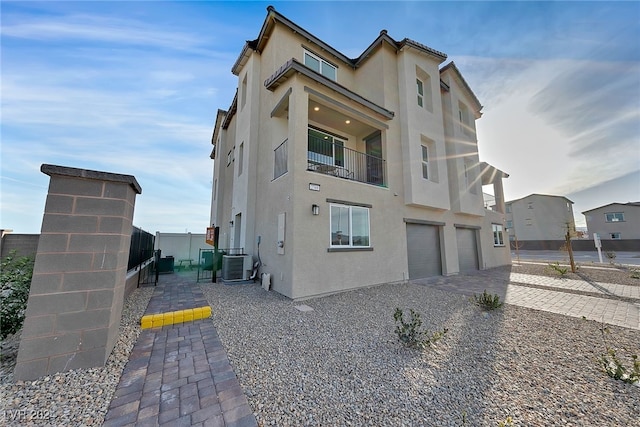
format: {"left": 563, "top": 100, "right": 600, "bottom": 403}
{"left": 307, "top": 132, "right": 385, "bottom": 186}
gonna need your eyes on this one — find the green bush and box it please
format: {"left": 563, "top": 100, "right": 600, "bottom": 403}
{"left": 1, "top": 251, "right": 34, "bottom": 339}
{"left": 393, "top": 308, "right": 447, "bottom": 349}
{"left": 599, "top": 324, "right": 639, "bottom": 385}
{"left": 472, "top": 290, "right": 503, "bottom": 311}
{"left": 547, "top": 261, "right": 568, "bottom": 277}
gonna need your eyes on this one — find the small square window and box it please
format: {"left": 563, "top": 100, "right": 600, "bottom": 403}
{"left": 610, "top": 232, "right": 621, "bottom": 239}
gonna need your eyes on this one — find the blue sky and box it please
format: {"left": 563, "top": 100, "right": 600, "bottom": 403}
{"left": 1, "top": 1, "right": 638, "bottom": 233}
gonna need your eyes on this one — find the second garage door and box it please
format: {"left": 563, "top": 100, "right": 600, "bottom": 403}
{"left": 406, "top": 223, "right": 442, "bottom": 279}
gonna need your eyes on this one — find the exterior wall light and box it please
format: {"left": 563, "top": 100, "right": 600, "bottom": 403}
{"left": 312, "top": 204, "right": 319, "bottom": 215}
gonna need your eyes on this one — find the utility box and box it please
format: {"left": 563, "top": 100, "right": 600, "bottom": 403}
{"left": 222, "top": 255, "right": 252, "bottom": 281}
{"left": 158, "top": 256, "right": 174, "bottom": 273}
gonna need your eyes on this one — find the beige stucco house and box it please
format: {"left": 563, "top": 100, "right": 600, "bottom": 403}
{"left": 505, "top": 194, "right": 575, "bottom": 249}
{"left": 209, "top": 6, "right": 510, "bottom": 299}
{"left": 583, "top": 202, "right": 640, "bottom": 241}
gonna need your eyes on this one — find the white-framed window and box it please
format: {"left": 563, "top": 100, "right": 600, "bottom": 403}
{"left": 505, "top": 204, "right": 512, "bottom": 213}
{"left": 274, "top": 139, "right": 288, "bottom": 179}
{"left": 492, "top": 224, "right": 504, "bottom": 246}
{"left": 458, "top": 102, "right": 471, "bottom": 135}
{"left": 416, "top": 66, "right": 433, "bottom": 112}
{"left": 330, "top": 204, "right": 370, "bottom": 247}
{"left": 610, "top": 232, "right": 621, "bottom": 239}
{"left": 506, "top": 220, "right": 513, "bottom": 229}
{"left": 304, "top": 50, "right": 337, "bottom": 80}
{"left": 421, "top": 144, "right": 429, "bottom": 179}
{"left": 605, "top": 212, "right": 624, "bottom": 222}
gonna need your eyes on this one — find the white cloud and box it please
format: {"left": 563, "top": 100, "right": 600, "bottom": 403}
{"left": 1, "top": 13, "right": 208, "bottom": 54}
{"left": 464, "top": 56, "right": 639, "bottom": 203}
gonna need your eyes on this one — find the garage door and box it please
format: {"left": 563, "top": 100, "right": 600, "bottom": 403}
{"left": 456, "top": 227, "right": 479, "bottom": 272}
{"left": 406, "top": 223, "right": 442, "bottom": 279}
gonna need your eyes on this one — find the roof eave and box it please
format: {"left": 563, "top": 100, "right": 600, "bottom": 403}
{"left": 210, "top": 109, "right": 227, "bottom": 159}
{"left": 264, "top": 58, "right": 394, "bottom": 120}
{"left": 440, "top": 61, "right": 482, "bottom": 114}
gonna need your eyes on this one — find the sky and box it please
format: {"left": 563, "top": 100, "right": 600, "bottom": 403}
{"left": 1, "top": 0, "right": 639, "bottom": 234}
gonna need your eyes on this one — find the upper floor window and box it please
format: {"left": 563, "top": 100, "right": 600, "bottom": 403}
{"left": 241, "top": 74, "right": 247, "bottom": 110}
{"left": 458, "top": 101, "right": 473, "bottom": 136}
{"left": 238, "top": 143, "right": 244, "bottom": 176}
{"left": 330, "top": 204, "right": 370, "bottom": 248}
{"left": 416, "top": 65, "right": 433, "bottom": 112}
{"left": 304, "top": 50, "right": 336, "bottom": 81}
{"left": 227, "top": 148, "right": 233, "bottom": 167}
{"left": 421, "top": 145, "right": 429, "bottom": 179}
{"left": 505, "top": 204, "right": 512, "bottom": 213}
{"left": 274, "top": 139, "right": 288, "bottom": 179}
{"left": 605, "top": 212, "right": 624, "bottom": 222}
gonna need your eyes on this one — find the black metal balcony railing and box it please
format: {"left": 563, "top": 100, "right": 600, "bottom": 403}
{"left": 307, "top": 135, "right": 386, "bottom": 186}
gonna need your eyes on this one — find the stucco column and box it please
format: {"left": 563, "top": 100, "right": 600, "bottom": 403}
{"left": 493, "top": 177, "right": 506, "bottom": 214}
{"left": 14, "top": 164, "right": 141, "bottom": 381}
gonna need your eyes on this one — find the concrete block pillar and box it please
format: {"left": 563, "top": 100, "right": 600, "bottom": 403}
{"left": 14, "top": 164, "right": 142, "bottom": 381}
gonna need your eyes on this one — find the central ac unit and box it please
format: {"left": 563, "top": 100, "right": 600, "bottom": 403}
{"left": 222, "top": 255, "right": 253, "bottom": 281}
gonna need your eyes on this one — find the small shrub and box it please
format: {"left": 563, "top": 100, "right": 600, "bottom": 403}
{"left": 599, "top": 324, "right": 639, "bottom": 385}
{"left": 605, "top": 251, "right": 617, "bottom": 264}
{"left": 630, "top": 269, "right": 640, "bottom": 280}
{"left": 547, "top": 261, "right": 568, "bottom": 277}
{"left": 472, "top": 290, "right": 503, "bottom": 311}
{"left": 393, "top": 308, "right": 447, "bottom": 349}
{"left": 1, "top": 251, "right": 34, "bottom": 339}
{"left": 497, "top": 416, "right": 514, "bottom": 427}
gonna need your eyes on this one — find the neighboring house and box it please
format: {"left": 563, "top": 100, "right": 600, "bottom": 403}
{"left": 582, "top": 203, "right": 640, "bottom": 248}
{"left": 209, "top": 6, "right": 510, "bottom": 299}
{"left": 504, "top": 194, "right": 575, "bottom": 249}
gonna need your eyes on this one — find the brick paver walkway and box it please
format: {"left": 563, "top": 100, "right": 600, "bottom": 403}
{"left": 103, "top": 274, "right": 256, "bottom": 427}
{"left": 414, "top": 265, "right": 640, "bottom": 330}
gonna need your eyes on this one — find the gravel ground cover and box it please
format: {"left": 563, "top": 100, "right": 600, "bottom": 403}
{"left": 201, "top": 264, "right": 639, "bottom": 426}
{"left": 0, "top": 262, "right": 637, "bottom": 426}
{"left": 0, "top": 286, "right": 153, "bottom": 426}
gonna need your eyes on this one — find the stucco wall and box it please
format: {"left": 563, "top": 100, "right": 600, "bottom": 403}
{"left": 584, "top": 204, "right": 640, "bottom": 240}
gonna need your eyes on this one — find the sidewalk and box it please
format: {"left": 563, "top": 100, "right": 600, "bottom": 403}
{"left": 415, "top": 268, "right": 640, "bottom": 330}
{"left": 103, "top": 273, "right": 257, "bottom": 427}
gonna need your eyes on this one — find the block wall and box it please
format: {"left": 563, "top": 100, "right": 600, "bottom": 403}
{"left": 14, "top": 165, "right": 141, "bottom": 381}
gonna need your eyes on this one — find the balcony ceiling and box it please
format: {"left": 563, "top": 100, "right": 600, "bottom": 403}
{"left": 308, "top": 100, "right": 374, "bottom": 137}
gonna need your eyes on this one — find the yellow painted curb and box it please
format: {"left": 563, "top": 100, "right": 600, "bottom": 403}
{"left": 140, "top": 305, "right": 213, "bottom": 329}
